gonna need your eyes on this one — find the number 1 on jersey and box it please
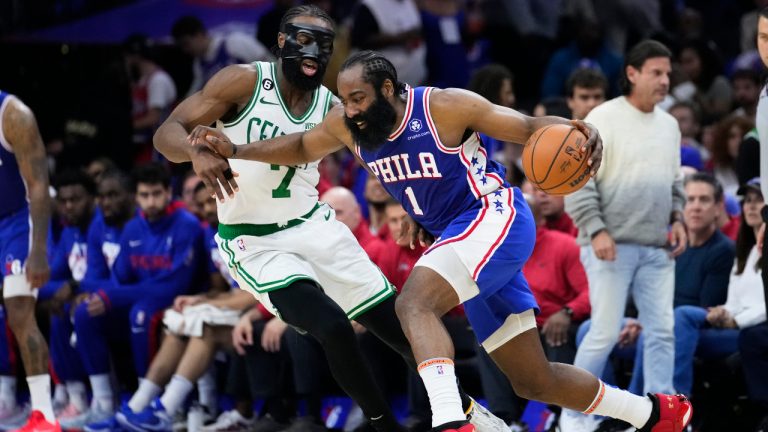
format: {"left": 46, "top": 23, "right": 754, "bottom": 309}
{"left": 404, "top": 186, "right": 424, "bottom": 215}
{"left": 271, "top": 164, "right": 295, "bottom": 198}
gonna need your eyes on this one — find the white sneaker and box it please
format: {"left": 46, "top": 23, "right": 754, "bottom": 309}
{"left": 59, "top": 404, "right": 114, "bottom": 430}
{"left": 0, "top": 402, "right": 30, "bottom": 430}
{"left": 467, "top": 398, "right": 509, "bottom": 432}
{"left": 558, "top": 410, "right": 601, "bottom": 432}
{"left": 199, "top": 410, "right": 255, "bottom": 431}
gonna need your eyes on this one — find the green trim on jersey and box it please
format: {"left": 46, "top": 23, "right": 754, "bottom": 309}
{"left": 223, "top": 62, "right": 262, "bottom": 128}
{"left": 220, "top": 240, "right": 316, "bottom": 293}
{"left": 347, "top": 271, "right": 396, "bottom": 319}
{"left": 218, "top": 203, "right": 320, "bottom": 239}
{"left": 271, "top": 63, "right": 320, "bottom": 124}
{"left": 322, "top": 91, "right": 333, "bottom": 117}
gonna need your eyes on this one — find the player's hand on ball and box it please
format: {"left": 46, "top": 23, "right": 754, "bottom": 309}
{"left": 571, "top": 120, "right": 603, "bottom": 177}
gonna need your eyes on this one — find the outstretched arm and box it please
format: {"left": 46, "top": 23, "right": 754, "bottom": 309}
{"left": 4, "top": 97, "right": 51, "bottom": 288}
{"left": 189, "top": 104, "right": 350, "bottom": 165}
{"left": 429, "top": 88, "right": 603, "bottom": 176}
{"left": 154, "top": 65, "right": 256, "bottom": 200}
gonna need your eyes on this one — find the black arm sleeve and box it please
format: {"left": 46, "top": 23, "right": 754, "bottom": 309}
{"left": 737, "top": 135, "right": 760, "bottom": 185}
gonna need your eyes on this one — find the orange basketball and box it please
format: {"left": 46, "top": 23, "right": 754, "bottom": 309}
{"left": 521, "top": 124, "right": 592, "bottom": 196}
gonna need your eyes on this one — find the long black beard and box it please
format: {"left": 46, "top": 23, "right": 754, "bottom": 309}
{"left": 282, "top": 58, "right": 325, "bottom": 92}
{"left": 344, "top": 92, "right": 397, "bottom": 152}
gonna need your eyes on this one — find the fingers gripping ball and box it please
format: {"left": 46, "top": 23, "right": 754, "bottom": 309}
{"left": 522, "top": 124, "right": 592, "bottom": 196}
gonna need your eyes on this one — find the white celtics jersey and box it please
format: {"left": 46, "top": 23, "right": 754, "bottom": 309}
{"left": 219, "top": 61, "right": 334, "bottom": 225}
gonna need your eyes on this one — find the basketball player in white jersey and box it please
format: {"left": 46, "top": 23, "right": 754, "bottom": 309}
{"left": 153, "top": 6, "right": 504, "bottom": 432}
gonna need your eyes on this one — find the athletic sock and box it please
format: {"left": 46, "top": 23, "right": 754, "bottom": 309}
{"left": 128, "top": 378, "right": 161, "bottom": 413}
{"left": 0, "top": 376, "right": 16, "bottom": 407}
{"left": 160, "top": 375, "right": 194, "bottom": 415}
{"left": 585, "top": 380, "right": 653, "bottom": 429}
{"left": 417, "top": 358, "right": 465, "bottom": 427}
{"left": 196, "top": 368, "right": 217, "bottom": 414}
{"left": 89, "top": 374, "right": 114, "bottom": 413}
{"left": 65, "top": 381, "right": 88, "bottom": 411}
{"left": 27, "top": 375, "right": 54, "bottom": 422}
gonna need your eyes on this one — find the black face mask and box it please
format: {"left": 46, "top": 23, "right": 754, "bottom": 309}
{"left": 344, "top": 88, "right": 397, "bottom": 152}
{"left": 280, "top": 23, "right": 335, "bottom": 91}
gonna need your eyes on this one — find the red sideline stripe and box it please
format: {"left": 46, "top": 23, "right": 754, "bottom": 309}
{"left": 388, "top": 88, "right": 414, "bottom": 141}
{"left": 424, "top": 88, "right": 460, "bottom": 154}
{"left": 472, "top": 190, "right": 516, "bottom": 279}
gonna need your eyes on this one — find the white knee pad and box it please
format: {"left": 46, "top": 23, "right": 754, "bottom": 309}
{"left": 481, "top": 309, "right": 537, "bottom": 353}
{"left": 3, "top": 274, "right": 38, "bottom": 299}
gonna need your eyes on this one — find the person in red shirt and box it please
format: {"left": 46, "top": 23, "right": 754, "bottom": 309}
{"left": 523, "top": 194, "right": 590, "bottom": 363}
{"left": 533, "top": 188, "right": 579, "bottom": 238}
{"left": 320, "top": 186, "right": 384, "bottom": 259}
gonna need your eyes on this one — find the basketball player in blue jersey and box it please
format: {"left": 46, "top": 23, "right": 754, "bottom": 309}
{"left": 154, "top": 6, "right": 503, "bottom": 432}
{"left": 0, "top": 91, "right": 60, "bottom": 431}
{"left": 193, "top": 50, "right": 694, "bottom": 432}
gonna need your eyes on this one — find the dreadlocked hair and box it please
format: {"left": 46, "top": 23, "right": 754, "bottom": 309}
{"left": 340, "top": 50, "right": 408, "bottom": 95}
{"left": 279, "top": 5, "right": 335, "bottom": 33}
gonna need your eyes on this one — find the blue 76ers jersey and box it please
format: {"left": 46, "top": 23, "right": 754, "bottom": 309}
{"left": 356, "top": 86, "right": 508, "bottom": 237}
{"left": 0, "top": 91, "right": 29, "bottom": 219}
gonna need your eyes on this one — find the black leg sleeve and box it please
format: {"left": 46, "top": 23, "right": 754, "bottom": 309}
{"left": 269, "top": 280, "right": 403, "bottom": 431}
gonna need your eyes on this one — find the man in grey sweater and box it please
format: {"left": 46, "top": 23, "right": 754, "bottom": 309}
{"left": 561, "top": 40, "right": 687, "bottom": 431}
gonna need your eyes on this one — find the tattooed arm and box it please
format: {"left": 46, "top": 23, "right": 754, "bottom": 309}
{"left": 4, "top": 97, "right": 51, "bottom": 288}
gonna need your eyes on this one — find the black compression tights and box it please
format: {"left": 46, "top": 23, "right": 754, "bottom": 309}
{"left": 269, "top": 281, "right": 401, "bottom": 430}
{"left": 356, "top": 295, "right": 473, "bottom": 413}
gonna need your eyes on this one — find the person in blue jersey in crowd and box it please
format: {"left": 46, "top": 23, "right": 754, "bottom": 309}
{"left": 192, "top": 50, "right": 695, "bottom": 432}
{"left": 103, "top": 181, "right": 258, "bottom": 432}
{"left": 35, "top": 170, "right": 98, "bottom": 429}
{"left": 0, "top": 91, "right": 59, "bottom": 431}
{"left": 48, "top": 171, "right": 135, "bottom": 429}
{"left": 69, "top": 162, "right": 205, "bottom": 428}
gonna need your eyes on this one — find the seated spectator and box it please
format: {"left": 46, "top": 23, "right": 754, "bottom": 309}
{"left": 320, "top": 187, "right": 383, "bottom": 257}
{"left": 565, "top": 68, "right": 607, "bottom": 121}
{"left": 674, "top": 40, "right": 733, "bottom": 122}
{"left": 531, "top": 188, "right": 578, "bottom": 237}
{"left": 349, "top": 0, "right": 426, "bottom": 85}
{"left": 467, "top": 64, "right": 515, "bottom": 162}
{"left": 674, "top": 173, "right": 735, "bottom": 310}
{"left": 671, "top": 178, "right": 765, "bottom": 396}
{"left": 731, "top": 68, "right": 762, "bottom": 121}
{"left": 172, "top": 15, "right": 272, "bottom": 96}
{"left": 708, "top": 115, "right": 754, "bottom": 196}
{"left": 37, "top": 171, "right": 98, "bottom": 428}
{"left": 540, "top": 17, "right": 622, "bottom": 98}
{"left": 210, "top": 304, "right": 291, "bottom": 431}
{"left": 669, "top": 101, "right": 709, "bottom": 164}
{"left": 72, "top": 163, "right": 206, "bottom": 427}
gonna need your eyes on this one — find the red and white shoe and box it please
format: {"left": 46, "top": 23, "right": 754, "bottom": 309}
{"left": 648, "top": 393, "right": 693, "bottom": 432}
{"left": 434, "top": 420, "right": 477, "bottom": 432}
{"left": 13, "top": 410, "right": 61, "bottom": 432}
